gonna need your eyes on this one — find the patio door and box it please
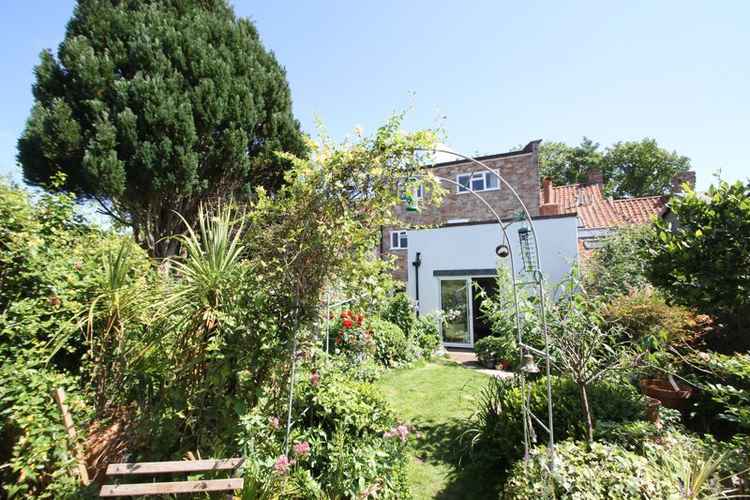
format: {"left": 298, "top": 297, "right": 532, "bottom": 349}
{"left": 439, "top": 279, "right": 471, "bottom": 346}
{"left": 439, "top": 276, "right": 496, "bottom": 347}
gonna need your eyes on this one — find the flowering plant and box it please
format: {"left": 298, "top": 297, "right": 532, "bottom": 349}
{"left": 332, "top": 310, "right": 375, "bottom": 358}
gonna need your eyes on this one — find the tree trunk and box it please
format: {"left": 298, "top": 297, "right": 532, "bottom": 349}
{"left": 579, "top": 383, "right": 594, "bottom": 442}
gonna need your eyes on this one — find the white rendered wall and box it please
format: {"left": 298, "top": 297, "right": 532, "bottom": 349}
{"left": 406, "top": 216, "right": 579, "bottom": 315}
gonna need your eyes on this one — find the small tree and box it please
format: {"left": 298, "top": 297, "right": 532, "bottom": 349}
{"left": 548, "top": 281, "right": 628, "bottom": 442}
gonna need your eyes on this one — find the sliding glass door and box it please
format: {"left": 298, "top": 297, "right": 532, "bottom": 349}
{"left": 439, "top": 279, "right": 471, "bottom": 345}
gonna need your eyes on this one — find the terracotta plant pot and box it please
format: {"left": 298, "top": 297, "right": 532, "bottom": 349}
{"left": 639, "top": 378, "right": 694, "bottom": 410}
{"left": 495, "top": 360, "right": 511, "bottom": 371}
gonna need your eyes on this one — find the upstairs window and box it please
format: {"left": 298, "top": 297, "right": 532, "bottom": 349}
{"left": 456, "top": 171, "right": 500, "bottom": 193}
{"left": 390, "top": 230, "right": 408, "bottom": 249}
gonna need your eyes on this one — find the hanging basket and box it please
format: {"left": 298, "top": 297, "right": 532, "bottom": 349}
{"left": 639, "top": 378, "right": 694, "bottom": 410}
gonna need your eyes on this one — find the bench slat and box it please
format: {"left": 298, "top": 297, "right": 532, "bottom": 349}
{"left": 100, "top": 478, "right": 244, "bottom": 497}
{"left": 106, "top": 458, "right": 244, "bottom": 476}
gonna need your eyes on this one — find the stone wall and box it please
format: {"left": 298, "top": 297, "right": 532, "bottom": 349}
{"left": 381, "top": 141, "right": 542, "bottom": 280}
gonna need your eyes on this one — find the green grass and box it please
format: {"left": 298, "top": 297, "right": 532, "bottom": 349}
{"left": 376, "top": 359, "right": 504, "bottom": 499}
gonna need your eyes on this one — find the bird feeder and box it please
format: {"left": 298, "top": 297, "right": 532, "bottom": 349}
{"left": 517, "top": 226, "right": 537, "bottom": 273}
{"left": 401, "top": 192, "right": 418, "bottom": 212}
{"left": 520, "top": 354, "right": 540, "bottom": 374}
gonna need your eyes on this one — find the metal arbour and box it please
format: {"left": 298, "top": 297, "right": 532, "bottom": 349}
{"left": 406, "top": 147, "right": 556, "bottom": 466}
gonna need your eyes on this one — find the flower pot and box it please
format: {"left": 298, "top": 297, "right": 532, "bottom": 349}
{"left": 495, "top": 360, "right": 511, "bottom": 371}
{"left": 479, "top": 356, "right": 496, "bottom": 369}
{"left": 639, "top": 378, "right": 694, "bottom": 410}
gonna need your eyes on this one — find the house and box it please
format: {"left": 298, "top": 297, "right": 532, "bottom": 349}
{"left": 379, "top": 139, "right": 697, "bottom": 349}
{"left": 539, "top": 169, "right": 696, "bottom": 255}
{"left": 379, "top": 141, "right": 579, "bottom": 348}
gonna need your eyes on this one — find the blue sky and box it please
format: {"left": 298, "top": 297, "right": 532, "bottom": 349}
{"left": 1, "top": 1, "right": 748, "bottom": 191}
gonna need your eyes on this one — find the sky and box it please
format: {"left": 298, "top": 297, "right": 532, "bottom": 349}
{"left": 1, "top": 1, "right": 748, "bottom": 191}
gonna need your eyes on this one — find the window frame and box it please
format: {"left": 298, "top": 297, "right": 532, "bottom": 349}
{"left": 390, "top": 229, "right": 408, "bottom": 250}
{"left": 456, "top": 170, "right": 501, "bottom": 194}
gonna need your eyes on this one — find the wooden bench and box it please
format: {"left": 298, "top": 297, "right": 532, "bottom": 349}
{"left": 100, "top": 458, "right": 245, "bottom": 497}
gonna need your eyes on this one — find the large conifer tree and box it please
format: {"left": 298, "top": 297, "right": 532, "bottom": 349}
{"left": 18, "top": 0, "right": 306, "bottom": 256}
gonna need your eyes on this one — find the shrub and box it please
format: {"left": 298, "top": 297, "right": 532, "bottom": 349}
{"left": 368, "top": 318, "right": 417, "bottom": 368}
{"left": 237, "top": 367, "right": 410, "bottom": 499}
{"left": 474, "top": 335, "right": 516, "bottom": 369}
{"left": 603, "top": 287, "right": 712, "bottom": 350}
{"left": 0, "top": 353, "right": 94, "bottom": 498}
{"left": 649, "top": 180, "right": 750, "bottom": 349}
{"left": 503, "top": 440, "right": 683, "bottom": 499}
{"left": 412, "top": 314, "right": 441, "bottom": 356}
{"left": 469, "top": 375, "right": 644, "bottom": 468}
{"left": 382, "top": 292, "right": 416, "bottom": 337}
{"left": 583, "top": 224, "right": 655, "bottom": 298}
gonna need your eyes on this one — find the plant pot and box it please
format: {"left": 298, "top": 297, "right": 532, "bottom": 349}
{"left": 479, "top": 356, "right": 496, "bottom": 369}
{"left": 639, "top": 378, "right": 694, "bottom": 410}
{"left": 495, "top": 359, "right": 511, "bottom": 371}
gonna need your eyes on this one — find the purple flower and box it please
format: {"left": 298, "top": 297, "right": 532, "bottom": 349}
{"left": 293, "top": 441, "right": 311, "bottom": 457}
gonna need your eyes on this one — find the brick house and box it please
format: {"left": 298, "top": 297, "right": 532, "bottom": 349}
{"left": 380, "top": 140, "right": 544, "bottom": 282}
{"left": 380, "top": 141, "right": 580, "bottom": 348}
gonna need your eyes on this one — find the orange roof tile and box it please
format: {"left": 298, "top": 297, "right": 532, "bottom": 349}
{"left": 541, "top": 183, "right": 666, "bottom": 230}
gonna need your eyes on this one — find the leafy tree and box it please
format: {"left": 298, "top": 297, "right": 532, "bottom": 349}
{"left": 605, "top": 139, "right": 691, "bottom": 198}
{"left": 649, "top": 180, "right": 750, "bottom": 349}
{"left": 17, "top": 0, "right": 306, "bottom": 257}
{"left": 538, "top": 137, "right": 604, "bottom": 186}
{"left": 539, "top": 137, "right": 691, "bottom": 197}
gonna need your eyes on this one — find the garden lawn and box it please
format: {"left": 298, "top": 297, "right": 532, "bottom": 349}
{"left": 377, "top": 359, "right": 503, "bottom": 499}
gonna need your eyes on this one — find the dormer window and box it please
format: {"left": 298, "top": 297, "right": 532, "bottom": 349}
{"left": 456, "top": 171, "right": 500, "bottom": 193}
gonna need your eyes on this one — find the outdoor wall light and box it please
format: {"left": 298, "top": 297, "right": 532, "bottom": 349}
{"left": 495, "top": 244, "right": 510, "bottom": 258}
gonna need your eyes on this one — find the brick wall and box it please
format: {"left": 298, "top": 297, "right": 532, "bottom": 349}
{"left": 381, "top": 141, "right": 542, "bottom": 280}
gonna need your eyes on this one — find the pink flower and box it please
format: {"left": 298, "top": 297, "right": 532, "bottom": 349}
{"left": 274, "top": 455, "right": 294, "bottom": 474}
{"left": 384, "top": 424, "right": 410, "bottom": 442}
{"left": 310, "top": 370, "right": 320, "bottom": 386}
{"left": 269, "top": 416, "right": 280, "bottom": 430}
{"left": 293, "top": 441, "right": 311, "bottom": 457}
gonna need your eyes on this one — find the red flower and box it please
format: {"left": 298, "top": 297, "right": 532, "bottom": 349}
{"left": 342, "top": 318, "right": 354, "bottom": 329}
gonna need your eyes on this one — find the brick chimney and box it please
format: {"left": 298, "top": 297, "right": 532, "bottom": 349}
{"left": 586, "top": 168, "right": 604, "bottom": 186}
{"left": 671, "top": 171, "right": 696, "bottom": 194}
{"left": 539, "top": 177, "right": 559, "bottom": 216}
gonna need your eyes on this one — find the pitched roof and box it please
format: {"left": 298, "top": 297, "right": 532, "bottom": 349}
{"left": 541, "top": 182, "right": 666, "bottom": 229}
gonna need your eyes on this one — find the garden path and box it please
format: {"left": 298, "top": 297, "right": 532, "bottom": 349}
{"left": 445, "top": 349, "right": 514, "bottom": 379}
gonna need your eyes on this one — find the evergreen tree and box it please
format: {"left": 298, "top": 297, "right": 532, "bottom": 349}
{"left": 18, "top": 0, "right": 306, "bottom": 257}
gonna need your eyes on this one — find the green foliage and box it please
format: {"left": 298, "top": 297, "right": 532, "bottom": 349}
{"left": 605, "top": 138, "right": 692, "bottom": 198}
{"left": 412, "top": 314, "right": 441, "bottom": 356}
{"left": 473, "top": 336, "right": 516, "bottom": 369}
{"left": 539, "top": 137, "right": 691, "bottom": 197}
{"left": 690, "top": 351, "right": 750, "bottom": 432}
{"left": 382, "top": 292, "right": 416, "bottom": 337}
{"left": 602, "top": 287, "right": 712, "bottom": 351}
{"left": 502, "top": 440, "right": 695, "bottom": 499}
{"left": 237, "top": 366, "right": 410, "bottom": 499}
{"left": 583, "top": 225, "right": 656, "bottom": 298}
{"left": 539, "top": 137, "right": 604, "bottom": 186}
{"left": 0, "top": 354, "right": 93, "bottom": 498}
{"left": 18, "top": 0, "right": 307, "bottom": 256}
{"left": 369, "top": 317, "right": 417, "bottom": 368}
{"left": 649, "top": 180, "right": 750, "bottom": 347}
{"left": 469, "top": 375, "right": 644, "bottom": 468}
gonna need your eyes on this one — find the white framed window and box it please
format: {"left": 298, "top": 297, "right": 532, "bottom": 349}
{"left": 390, "top": 230, "right": 408, "bottom": 250}
{"left": 456, "top": 170, "right": 500, "bottom": 193}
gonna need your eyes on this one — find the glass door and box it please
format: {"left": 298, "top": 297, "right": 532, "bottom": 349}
{"left": 439, "top": 279, "right": 471, "bottom": 346}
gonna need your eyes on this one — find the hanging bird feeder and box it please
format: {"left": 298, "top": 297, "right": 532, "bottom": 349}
{"left": 401, "top": 192, "right": 418, "bottom": 212}
{"left": 517, "top": 226, "right": 537, "bottom": 273}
